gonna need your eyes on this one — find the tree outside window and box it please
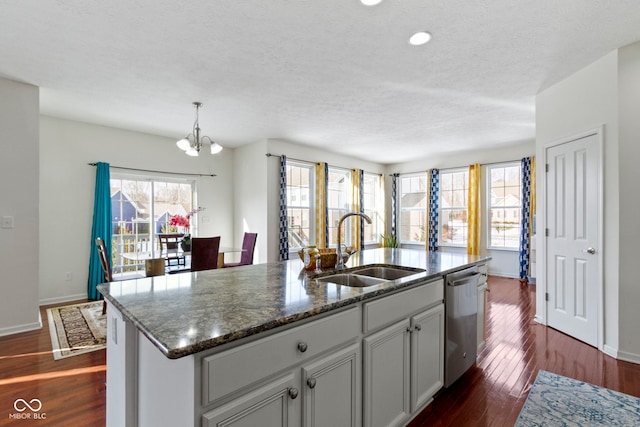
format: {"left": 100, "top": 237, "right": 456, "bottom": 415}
{"left": 488, "top": 163, "right": 521, "bottom": 249}
{"left": 439, "top": 169, "right": 469, "bottom": 246}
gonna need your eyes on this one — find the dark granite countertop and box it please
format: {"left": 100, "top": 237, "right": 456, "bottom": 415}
{"left": 98, "top": 248, "right": 490, "bottom": 359}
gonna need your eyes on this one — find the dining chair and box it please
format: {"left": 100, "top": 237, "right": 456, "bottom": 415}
{"left": 224, "top": 232, "right": 257, "bottom": 268}
{"left": 95, "top": 237, "right": 112, "bottom": 314}
{"left": 158, "top": 233, "right": 186, "bottom": 268}
{"left": 190, "top": 236, "right": 221, "bottom": 272}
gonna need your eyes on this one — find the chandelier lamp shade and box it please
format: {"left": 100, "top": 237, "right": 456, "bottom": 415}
{"left": 176, "top": 102, "right": 223, "bottom": 156}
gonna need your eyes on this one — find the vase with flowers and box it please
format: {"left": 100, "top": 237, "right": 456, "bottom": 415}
{"left": 169, "top": 207, "right": 205, "bottom": 252}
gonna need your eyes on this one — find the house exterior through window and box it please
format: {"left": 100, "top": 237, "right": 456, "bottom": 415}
{"left": 399, "top": 173, "right": 427, "bottom": 245}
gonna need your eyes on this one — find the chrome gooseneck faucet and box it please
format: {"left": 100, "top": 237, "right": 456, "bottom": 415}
{"left": 336, "top": 212, "right": 372, "bottom": 269}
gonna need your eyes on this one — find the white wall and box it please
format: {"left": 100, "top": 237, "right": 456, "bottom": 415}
{"left": 264, "top": 139, "right": 387, "bottom": 263}
{"left": 617, "top": 42, "right": 640, "bottom": 360}
{"left": 232, "top": 140, "right": 269, "bottom": 264}
{"left": 0, "top": 78, "right": 40, "bottom": 336}
{"left": 387, "top": 141, "right": 535, "bottom": 278}
{"left": 39, "top": 116, "right": 234, "bottom": 304}
{"left": 535, "top": 51, "right": 620, "bottom": 354}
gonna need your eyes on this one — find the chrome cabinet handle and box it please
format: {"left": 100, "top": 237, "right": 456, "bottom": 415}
{"left": 307, "top": 378, "right": 317, "bottom": 389}
{"left": 406, "top": 327, "right": 412, "bottom": 333}
{"left": 414, "top": 324, "right": 422, "bottom": 332}
{"left": 297, "top": 342, "right": 308, "bottom": 353}
{"left": 288, "top": 388, "right": 299, "bottom": 399}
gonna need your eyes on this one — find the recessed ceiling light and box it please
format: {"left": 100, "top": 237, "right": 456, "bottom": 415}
{"left": 360, "top": 0, "right": 383, "bottom": 6}
{"left": 409, "top": 31, "right": 432, "bottom": 46}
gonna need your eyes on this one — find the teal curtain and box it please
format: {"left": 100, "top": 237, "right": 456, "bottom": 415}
{"left": 87, "top": 162, "right": 112, "bottom": 300}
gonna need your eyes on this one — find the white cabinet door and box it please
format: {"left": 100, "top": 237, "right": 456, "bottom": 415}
{"left": 302, "top": 342, "right": 361, "bottom": 427}
{"left": 410, "top": 304, "right": 444, "bottom": 412}
{"left": 202, "top": 373, "right": 301, "bottom": 427}
{"left": 363, "top": 319, "right": 411, "bottom": 427}
{"left": 477, "top": 283, "right": 488, "bottom": 353}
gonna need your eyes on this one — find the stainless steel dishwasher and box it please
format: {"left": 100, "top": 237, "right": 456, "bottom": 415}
{"left": 445, "top": 266, "right": 481, "bottom": 387}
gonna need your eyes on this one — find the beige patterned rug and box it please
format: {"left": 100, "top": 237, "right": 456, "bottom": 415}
{"left": 47, "top": 301, "right": 106, "bottom": 360}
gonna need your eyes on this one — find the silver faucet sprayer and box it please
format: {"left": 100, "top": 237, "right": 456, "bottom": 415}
{"left": 336, "top": 212, "right": 372, "bottom": 269}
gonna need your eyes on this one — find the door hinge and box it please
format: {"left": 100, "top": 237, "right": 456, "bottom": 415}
{"left": 545, "top": 292, "right": 549, "bottom": 302}
{"left": 545, "top": 163, "right": 549, "bottom": 172}
{"left": 545, "top": 228, "right": 549, "bottom": 237}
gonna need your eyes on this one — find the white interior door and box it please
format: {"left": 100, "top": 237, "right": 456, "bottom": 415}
{"left": 545, "top": 132, "right": 600, "bottom": 347}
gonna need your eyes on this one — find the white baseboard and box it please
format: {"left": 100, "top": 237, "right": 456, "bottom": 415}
{"left": 0, "top": 319, "right": 42, "bottom": 337}
{"left": 487, "top": 270, "right": 519, "bottom": 279}
{"left": 603, "top": 344, "right": 619, "bottom": 359}
{"left": 39, "top": 293, "right": 87, "bottom": 306}
{"left": 615, "top": 349, "right": 640, "bottom": 365}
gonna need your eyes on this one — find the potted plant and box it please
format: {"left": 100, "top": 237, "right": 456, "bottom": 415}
{"left": 169, "top": 207, "right": 205, "bottom": 252}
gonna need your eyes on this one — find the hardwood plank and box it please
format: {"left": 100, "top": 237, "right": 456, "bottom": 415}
{"left": 410, "top": 276, "right": 640, "bottom": 427}
{"left": 0, "top": 300, "right": 106, "bottom": 426}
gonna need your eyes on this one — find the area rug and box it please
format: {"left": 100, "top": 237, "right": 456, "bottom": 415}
{"left": 515, "top": 370, "right": 640, "bottom": 426}
{"left": 46, "top": 301, "right": 106, "bottom": 360}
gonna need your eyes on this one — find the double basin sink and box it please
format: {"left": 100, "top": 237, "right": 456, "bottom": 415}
{"left": 312, "top": 265, "right": 425, "bottom": 288}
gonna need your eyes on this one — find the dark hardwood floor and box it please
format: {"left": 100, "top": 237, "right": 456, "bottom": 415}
{"left": 2, "top": 278, "right": 640, "bottom": 426}
{"left": 0, "top": 300, "right": 106, "bottom": 426}
{"left": 411, "top": 276, "right": 640, "bottom": 427}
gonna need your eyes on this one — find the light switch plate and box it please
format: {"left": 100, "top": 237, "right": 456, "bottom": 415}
{"left": 1, "top": 216, "right": 14, "bottom": 229}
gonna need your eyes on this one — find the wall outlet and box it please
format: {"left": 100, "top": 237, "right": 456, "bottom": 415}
{"left": 1, "top": 216, "right": 14, "bottom": 229}
{"left": 64, "top": 272, "right": 72, "bottom": 281}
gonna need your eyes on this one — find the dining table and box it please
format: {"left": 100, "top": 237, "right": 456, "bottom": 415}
{"left": 121, "top": 246, "right": 245, "bottom": 274}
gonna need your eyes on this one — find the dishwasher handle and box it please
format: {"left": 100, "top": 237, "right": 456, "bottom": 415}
{"left": 448, "top": 273, "right": 481, "bottom": 287}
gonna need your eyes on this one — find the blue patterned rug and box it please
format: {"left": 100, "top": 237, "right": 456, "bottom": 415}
{"left": 515, "top": 370, "right": 640, "bottom": 426}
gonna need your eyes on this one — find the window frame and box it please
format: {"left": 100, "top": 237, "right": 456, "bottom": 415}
{"left": 326, "top": 166, "right": 352, "bottom": 248}
{"left": 438, "top": 167, "right": 469, "bottom": 248}
{"left": 362, "top": 172, "right": 383, "bottom": 246}
{"left": 285, "top": 160, "right": 315, "bottom": 254}
{"left": 486, "top": 162, "right": 522, "bottom": 252}
{"left": 110, "top": 173, "right": 197, "bottom": 276}
{"left": 398, "top": 172, "right": 427, "bottom": 246}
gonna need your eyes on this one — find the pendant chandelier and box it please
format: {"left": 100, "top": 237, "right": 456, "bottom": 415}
{"left": 176, "top": 102, "right": 223, "bottom": 156}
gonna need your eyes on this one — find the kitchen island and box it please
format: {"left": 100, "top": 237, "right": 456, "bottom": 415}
{"left": 98, "top": 248, "right": 490, "bottom": 427}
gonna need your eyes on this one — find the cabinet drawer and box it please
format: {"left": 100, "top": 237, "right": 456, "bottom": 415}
{"left": 202, "top": 306, "right": 360, "bottom": 405}
{"left": 363, "top": 279, "right": 443, "bottom": 334}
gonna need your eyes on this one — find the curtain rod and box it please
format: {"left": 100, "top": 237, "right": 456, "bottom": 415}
{"left": 266, "top": 153, "right": 383, "bottom": 177}
{"left": 88, "top": 163, "right": 216, "bottom": 177}
{"left": 389, "top": 158, "right": 525, "bottom": 176}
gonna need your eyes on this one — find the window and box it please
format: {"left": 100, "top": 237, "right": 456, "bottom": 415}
{"left": 439, "top": 169, "right": 469, "bottom": 246}
{"left": 327, "top": 168, "right": 351, "bottom": 246}
{"left": 362, "top": 172, "right": 383, "bottom": 245}
{"left": 399, "top": 174, "right": 427, "bottom": 244}
{"left": 110, "top": 176, "right": 195, "bottom": 275}
{"left": 286, "top": 162, "right": 314, "bottom": 251}
{"left": 487, "top": 163, "right": 521, "bottom": 249}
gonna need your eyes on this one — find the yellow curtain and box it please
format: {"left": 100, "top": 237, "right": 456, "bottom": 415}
{"left": 424, "top": 169, "right": 431, "bottom": 250}
{"left": 467, "top": 164, "right": 481, "bottom": 255}
{"left": 530, "top": 157, "right": 536, "bottom": 234}
{"left": 315, "top": 162, "right": 327, "bottom": 249}
{"left": 350, "top": 169, "right": 362, "bottom": 251}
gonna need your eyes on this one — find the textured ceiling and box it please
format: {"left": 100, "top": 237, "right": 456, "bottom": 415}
{"left": 1, "top": 0, "right": 639, "bottom": 164}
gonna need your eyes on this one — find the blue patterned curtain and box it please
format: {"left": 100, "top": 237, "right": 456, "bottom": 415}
{"left": 391, "top": 173, "right": 399, "bottom": 240}
{"left": 428, "top": 169, "right": 439, "bottom": 252}
{"left": 279, "top": 155, "right": 289, "bottom": 261}
{"left": 88, "top": 162, "right": 112, "bottom": 300}
{"left": 519, "top": 157, "right": 532, "bottom": 280}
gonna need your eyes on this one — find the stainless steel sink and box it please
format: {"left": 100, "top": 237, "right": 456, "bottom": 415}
{"left": 350, "top": 266, "right": 424, "bottom": 280}
{"left": 315, "top": 273, "right": 386, "bottom": 287}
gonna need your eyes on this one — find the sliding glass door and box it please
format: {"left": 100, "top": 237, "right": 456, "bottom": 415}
{"left": 110, "top": 176, "right": 195, "bottom": 276}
